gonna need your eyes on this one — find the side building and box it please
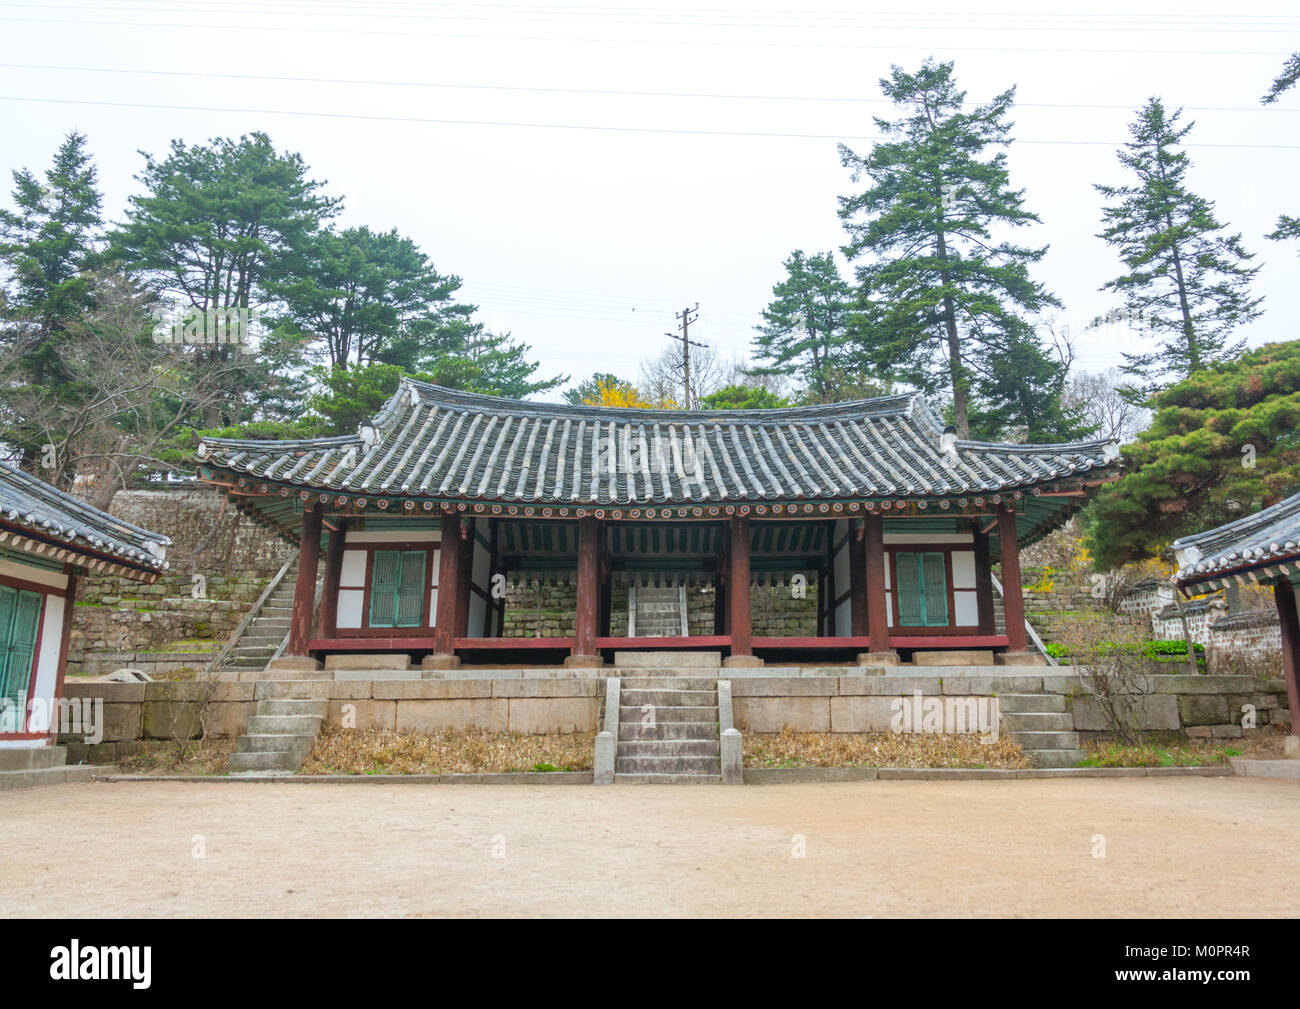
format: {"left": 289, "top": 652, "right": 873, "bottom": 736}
{"left": 0, "top": 462, "right": 169, "bottom": 752}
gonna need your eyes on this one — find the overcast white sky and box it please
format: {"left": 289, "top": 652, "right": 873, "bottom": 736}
{"left": 1, "top": 0, "right": 1297, "bottom": 402}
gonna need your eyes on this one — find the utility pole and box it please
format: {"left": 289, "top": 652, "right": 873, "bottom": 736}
{"left": 665, "top": 303, "right": 706, "bottom": 409}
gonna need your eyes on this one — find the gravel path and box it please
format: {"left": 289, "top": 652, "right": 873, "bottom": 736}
{"left": 2, "top": 778, "right": 1297, "bottom": 917}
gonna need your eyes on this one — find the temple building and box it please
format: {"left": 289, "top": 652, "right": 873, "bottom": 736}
{"left": 1173, "top": 491, "right": 1300, "bottom": 732}
{"left": 195, "top": 379, "right": 1120, "bottom": 671}
{"left": 0, "top": 462, "right": 169, "bottom": 749}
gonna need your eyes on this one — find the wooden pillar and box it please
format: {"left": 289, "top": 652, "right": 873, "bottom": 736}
{"left": 1276, "top": 579, "right": 1300, "bottom": 732}
{"left": 973, "top": 527, "right": 995, "bottom": 635}
{"left": 849, "top": 519, "right": 868, "bottom": 637}
{"left": 728, "top": 516, "right": 752, "bottom": 657}
{"left": 573, "top": 516, "right": 600, "bottom": 662}
{"left": 998, "top": 507, "right": 1028, "bottom": 653}
{"left": 864, "top": 512, "right": 891, "bottom": 655}
{"left": 455, "top": 517, "right": 475, "bottom": 637}
{"left": 286, "top": 504, "right": 323, "bottom": 657}
{"left": 432, "top": 513, "right": 463, "bottom": 655}
{"left": 318, "top": 518, "right": 347, "bottom": 641}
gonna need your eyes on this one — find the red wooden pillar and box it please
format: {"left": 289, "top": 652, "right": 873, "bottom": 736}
{"left": 571, "top": 516, "right": 601, "bottom": 665}
{"left": 318, "top": 517, "right": 347, "bottom": 641}
{"left": 849, "top": 519, "right": 868, "bottom": 637}
{"left": 864, "top": 512, "right": 891, "bottom": 656}
{"left": 432, "top": 513, "right": 463, "bottom": 656}
{"left": 286, "top": 503, "right": 323, "bottom": 657}
{"left": 998, "top": 507, "right": 1028, "bottom": 653}
{"left": 973, "top": 527, "right": 995, "bottom": 635}
{"left": 455, "top": 517, "right": 475, "bottom": 637}
{"left": 1275, "top": 579, "right": 1300, "bottom": 732}
{"left": 728, "top": 516, "right": 752, "bottom": 657}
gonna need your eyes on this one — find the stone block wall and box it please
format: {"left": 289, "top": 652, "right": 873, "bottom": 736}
{"left": 57, "top": 677, "right": 600, "bottom": 763}
{"left": 68, "top": 486, "right": 293, "bottom": 672}
{"left": 499, "top": 578, "right": 818, "bottom": 638}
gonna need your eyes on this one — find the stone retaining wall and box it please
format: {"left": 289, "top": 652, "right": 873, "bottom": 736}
{"left": 727, "top": 672, "right": 1290, "bottom": 739}
{"left": 57, "top": 678, "right": 600, "bottom": 763}
{"left": 56, "top": 670, "right": 1289, "bottom": 765}
{"left": 69, "top": 486, "right": 293, "bottom": 670}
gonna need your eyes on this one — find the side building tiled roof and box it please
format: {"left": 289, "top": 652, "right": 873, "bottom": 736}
{"left": 0, "top": 461, "right": 170, "bottom": 581}
{"left": 196, "top": 379, "right": 1120, "bottom": 509}
{"left": 1173, "top": 490, "right": 1300, "bottom": 591}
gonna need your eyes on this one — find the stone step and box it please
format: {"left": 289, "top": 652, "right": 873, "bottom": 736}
{"left": 1026, "top": 748, "right": 1087, "bottom": 768}
{"left": 617, "top": 676, "right": 718, "bottom": 691}
{"left": 619, "top": 705, "right": 718, "bottom": 723}
{"left": 236, "top": 733, "right": 316, "bottom": 755}
{"left": 996, "top": 693, "right": 1067, "bottom": 713}
{"left": 258, "top": 698, "right": 329, "bottom": 717}
{"left": 235, "top": 645, "right": 278, "bottom": 656}
{"left": 613, "top": 651, "right": 722, "bottom": 669}
{"left": 1007, "top": 730, "right": 1079, "bottom": 750}
{"left": 615, "top": 773, "right": 722, "bottom": 784}
{"left": 240, "top": 635, "right": 285, "bottom": 646}
{"left": 616, "top": 755, "right": 720, "bottom": 775}
{"left": 1002, "top": 711, "right": 1074, "bottom": 731}
{"left": 617, "top": 739, "right": 720, "bottom": 757}
{"left": 620, "top": 688, "right": 716, "bottom": 707}
{"left": 618, "top": 721, "right": 720, "bottom": 741}
{"left": 247, "top": 713, "right": 324, "bottom": 734}
{"left": 227, "top": 750, "right": 304, "bottom": 773}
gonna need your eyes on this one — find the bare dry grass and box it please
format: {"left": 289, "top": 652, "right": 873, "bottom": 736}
{"left": 743, "top": 728, "right": 1031, "bottom": 769}
{"left": 300, "top": 726, "right": 595, "bottom": 775}
{"left": 1080, "top": 728, "right": 1287, "bottom": 767}
{"left": 116, "top": 738, "right": 236, "bottom": 775}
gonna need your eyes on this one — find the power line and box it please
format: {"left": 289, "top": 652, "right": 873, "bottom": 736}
{"left": 0, "top": 14, "right": 1292, "bottom": 56}
{"left": 3, "top": 94, "right": 1298, "bottom": 148}
{"left": 3, "top": 62, "right": 1295, "bottom": 115}
{"left": 6, "top": 2, "right": 1300, "bottom": 32}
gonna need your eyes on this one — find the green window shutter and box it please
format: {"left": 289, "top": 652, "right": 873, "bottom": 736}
{"left": 369, "top": 551, "right": 401, "bottom": 628}
{"left": 0, "top": 587, "right": 43, "bottom": 716}
{"left": 895, "top": 554, "right": 924, "bottom": 626}
{"left": 394, "top": 551, "right": 426, "bottom": 628}
{"left": 921, "top": 552, "right": 949, "bottom": 626}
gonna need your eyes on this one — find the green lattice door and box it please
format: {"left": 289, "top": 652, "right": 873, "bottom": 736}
{"left": 0, "top": 586, "right": 42, "bottom": 731}
{"left": 368, "top": 551, "right": 427, "bottom": 628}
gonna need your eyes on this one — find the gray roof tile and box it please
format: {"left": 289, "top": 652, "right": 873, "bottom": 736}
{"left": 196, "top": 378, "right": 1120, "bottom": 507}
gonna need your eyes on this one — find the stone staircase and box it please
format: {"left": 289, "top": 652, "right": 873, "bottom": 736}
{"left": 630, "top": 585, "right": 687, "bottom": 637}
{"left": 215, "top": 560, "right": 299, "bottom": 674}
{"left": 999, "top": 693, "right": 1086, "bottom": 768}
{"left": 227, "top": 696, "right": 326, "bottom": 775}
{"left": 615, "top": 656, "right": 721, "bottom": 782}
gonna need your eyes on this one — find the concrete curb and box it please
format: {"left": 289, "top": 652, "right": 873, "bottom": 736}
{"left": 90, "top": 771, "right": 595, "bottom": 785}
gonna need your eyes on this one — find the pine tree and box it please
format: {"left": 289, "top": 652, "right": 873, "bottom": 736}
{"left": 0, "top": 131, "right": 102, "bottom": 382}
{"left": 751, "top": 250, "right": 853, "bottom": 402}
{"left": 837, "top": 59, "right": 1063, "bottom": 438}
{"left": 1095, "top": 99, "right": 1262, "bottom": 390}
{"left": 1262, "top": 54, "right": 1300, "bottom": 247}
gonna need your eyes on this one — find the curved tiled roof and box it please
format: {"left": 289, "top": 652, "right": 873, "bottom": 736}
{"left": 196, "top": 379, "right": 1120, "bottom": 507}
{"left": 1173, "top": 490, "right": 1300, "bottom": 588}
{"left": 0, "top": 462, "right": 170, "bottom": 577}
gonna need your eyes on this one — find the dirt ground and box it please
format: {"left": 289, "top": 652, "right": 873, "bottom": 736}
{"left": 2, "top": 777, "right": 1298, "bottom": 917}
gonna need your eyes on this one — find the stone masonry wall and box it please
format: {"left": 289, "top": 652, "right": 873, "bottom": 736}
{"left": 68, "top": 486, "right": 293, "bottom": 673}
{"left": 499, "top": 578, "right": 819, "bottom": 638}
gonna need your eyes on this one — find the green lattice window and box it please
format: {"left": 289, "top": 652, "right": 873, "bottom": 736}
{"left": 894, "top": 552, "right": 949, "bottom": 627}
{"left": 369, "top": 551, "right": 427, "bottom": 628}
